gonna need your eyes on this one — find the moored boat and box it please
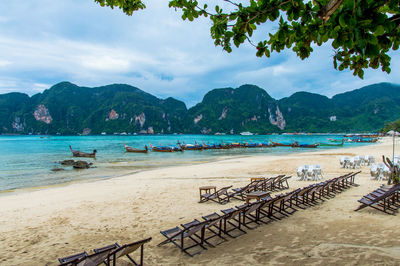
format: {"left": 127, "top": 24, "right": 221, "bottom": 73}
{"left": 291, "top": 142, "right": 319, "bottom": 148}
{"left": 178, "top": 142, "right": 203, "bottom": 150}
{"left": 269, "top": 139, "right": 292, "bottom": 147}
{"left": 149, "top": 143, "right": 183, "bottom": 152}
{"left": 319, "top": 139, "right": 344, "bottom": 147}
{"left": 69, "top": 145, "right": 97, "bottom": 158}
{"left": 123, "top": 141, "right": 148, "bottom": 153}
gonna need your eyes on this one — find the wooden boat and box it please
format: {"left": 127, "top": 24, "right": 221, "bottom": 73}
{"left": 319, "top": 139, "right": 344, "bottom": 147}
{"left": 149, "top": 143, "right": 183, "bottom": 152}
{"left": 230, "top": 142, "right": 243, "bottom": 148}
{"left": 328, "top": 138, "right": 344, "bottom": 143}
{"left": 347, "top": 137, "right": 378, "bottom": 143}
{"left": 269, "top": 139, "right": 292, "bottom": 147}
{"left": 262, "top": 142, "right": 275, "bottom": 147}
{"left": 291, "top": 142, "right": 319, "bottom": 148}
{"left": 69, "top": 145, "right": 97, "bottom": 158}
{"left": 179, "top": 143, "right": 203, "bottom": 150}
{"left": 123, "top": 141, "right": 148, "bottom": 153}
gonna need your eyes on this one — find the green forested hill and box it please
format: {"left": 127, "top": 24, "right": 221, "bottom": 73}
{"left": 0, "top": 82, "right": 399, "bottom": 134}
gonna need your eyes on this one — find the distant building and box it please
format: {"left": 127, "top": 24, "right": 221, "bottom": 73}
{"left": 330, "top": 116, "right": 337, "bottom": 121}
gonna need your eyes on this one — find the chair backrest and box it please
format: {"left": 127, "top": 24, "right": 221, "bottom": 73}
{"left": 245, "top": 202, "right": 262, "bottom": 215}
{"left": 217, "top": 185, "right": 232, "bottom": 196}
{"left": 206, "top": 216, "right": 223, "bottom": 228}
{"left": 77, "top": 249, "right": 111, "bottom": 266}
{"left": 223, "top": 208, "right": 241, "bottom": 220}
{"left": 58, "top": 251, "right": 88, "bottom": 265}
{"left": 111, "top": 237, "right": 151, "bottom": 259}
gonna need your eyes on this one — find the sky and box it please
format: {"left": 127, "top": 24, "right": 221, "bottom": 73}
{"left": 0, "top": 0, "right": 399, "bottom": 107}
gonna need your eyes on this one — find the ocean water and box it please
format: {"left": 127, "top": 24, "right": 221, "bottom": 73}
{"left": 0, "top": 134, "right": 371, "bottom": 192}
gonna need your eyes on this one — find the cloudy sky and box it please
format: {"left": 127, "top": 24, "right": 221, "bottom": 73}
{"left": 0, "top": 0, "right": 399, "bottom": 107}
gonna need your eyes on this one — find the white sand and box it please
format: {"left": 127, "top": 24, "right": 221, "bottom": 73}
{"left": 0, "top": 137, "right": 399, "bottom": 265}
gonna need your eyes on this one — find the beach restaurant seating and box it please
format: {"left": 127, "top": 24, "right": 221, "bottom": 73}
{"left": 160, "top": 172, "right": 359, "bottom": 256}
{"left": 297, "top": 165, "right": 322, "bottom": 181}
{"left": 58, "top": 237, "right": 152, "bottom": 266}
{"left": 199, "top": 185, "right": 232, "bottom": 204}
{"left": 370, "top": 163, "right": 390, "bottom": 181}
{"left": 355, "top": 184, "right": 400, "bottom": 215}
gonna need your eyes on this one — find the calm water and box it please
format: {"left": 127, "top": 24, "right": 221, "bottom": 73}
{"left": 0, "top": 134, "right": 371, "bottom": 192}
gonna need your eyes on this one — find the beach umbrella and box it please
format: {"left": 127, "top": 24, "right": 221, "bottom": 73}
{"left": 387, "top": 130, "right": 400, "bottom": 136}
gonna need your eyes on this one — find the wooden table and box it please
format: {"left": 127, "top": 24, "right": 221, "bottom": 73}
{"left": 250, "top": 177, "right": 265, "bottom": 182}
{"left": 199, "top": 185, "right": 216, "bottom": 201}
{"left": 246, "top": 191, "right": 270, "bottom": 204}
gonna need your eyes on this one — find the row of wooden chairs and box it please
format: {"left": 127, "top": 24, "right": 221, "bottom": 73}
{"left": 199, "top": 175, "right": 291, "bottom": 204}
{"left": 58, "top": 237, "right": 152, "bottom": 266}
{"left": 159, "top": 172, "right": 360, "bottom": 256}
{"left": 355, "top": 183, "right": 400, "bottom": 214}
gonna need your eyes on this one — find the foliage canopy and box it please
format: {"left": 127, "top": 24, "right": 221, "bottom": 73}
{"left": 94, "top": 0, "right": 400, "bottom": 78}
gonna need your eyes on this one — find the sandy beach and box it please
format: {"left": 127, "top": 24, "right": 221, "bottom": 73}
{"left": 0, "top": 137, "right": 399, "bottom": 265}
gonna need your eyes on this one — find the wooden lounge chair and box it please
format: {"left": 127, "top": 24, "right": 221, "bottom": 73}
{"left": 59, "top": 237, "right": 152, "bottom": 266}
{"left": 240, "top": 201, "right": 263, "bottom": 229}
{"left": 103, "top": 237, "right": 152, "bottom": 265}
{"left": 355, "top": 184, "right": 400, "bottom": 215}
{"left": 201, "top": 212, "right": 228, "bottom": 246}
{"left": 220, "top": 206, "right": 247, "bottom": 238}
{"left": 271, "top": 175, "right": 291, "bottom": 190}
{"left": 199, "top": 186, "right": 232, "bottom": 204}
{"left": 158, "top": 221, "right": 207, "bottom": 257}
{"left": 270, "top": 175, "right": 288, "bottom": 191}
{"left": 59, "top": 248, "right": 114, "bottom": 266}
{"left": 229, "top": 180, "right": 265, "bottom": 201}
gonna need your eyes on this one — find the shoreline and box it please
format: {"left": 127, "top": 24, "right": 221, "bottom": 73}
{"left": 1, "top": 137, "right": 398, "bottom": 265}
{"left": 0, "top": 141, "right": 373, "bottom": 194}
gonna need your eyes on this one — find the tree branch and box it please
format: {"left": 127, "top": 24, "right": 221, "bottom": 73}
{"left": 320, "top": 0, "right": 344, "bottom": 22}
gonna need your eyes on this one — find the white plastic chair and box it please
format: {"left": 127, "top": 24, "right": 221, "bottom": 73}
{"left": 312, "top": 164, "right": 323, "bottom": 179}
{"left": 368, "top": 155, "right": 375, "bottom": 165}
{"left": 370, "top": 164, "right": 378, "bottom": 179}
{"left": 340, "top": 156, "right": 350, "bottom": 168}
{"left": 296, "top": 166, "right": 305, "bottom": 180}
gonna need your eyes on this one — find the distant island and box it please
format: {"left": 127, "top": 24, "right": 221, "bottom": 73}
{"left": 1, "top": 82, "right": 399, "bottom": 135}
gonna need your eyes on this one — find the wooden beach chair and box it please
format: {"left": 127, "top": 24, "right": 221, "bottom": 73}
{"left": 220, "top": 206, "right": 247, "bottom": 238}
{"left": 355, "top": 184, "right": 400, "bottom": 215}
{"left": 229, "top": 181, "right": 260, "bottom": 201}
{"left": 95, "top": 237, "right": 152, "bottom": 266}
{"left": 240, "top": 201, "right": 263, "bottom": 229}
{"left": 59, "top": 248, "right": 115, "bottom": 266}
{"left": 201, "top": 212, "right": 228, "bottom": 246}
{"left": 158, "top": 221, "right": 207, "bottom": 256}
{"left": 199, "top": 185, "right": 232, "bottom": 204}
{"left": 275, "top": 175, "right": 291, "bottom": 190}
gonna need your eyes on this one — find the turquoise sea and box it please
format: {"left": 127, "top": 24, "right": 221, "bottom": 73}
{"left": 0, "top": 134, "right": 372, "bottom": 192}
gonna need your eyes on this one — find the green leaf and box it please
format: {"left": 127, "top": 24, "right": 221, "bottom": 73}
{"left": 339, "top": 14, "right": 347, "bottom": 28}
{"left": 374, "top": 25, "right": 385, "bottom": 36}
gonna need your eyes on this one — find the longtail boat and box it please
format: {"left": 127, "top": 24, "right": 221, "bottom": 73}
{"left": 123, "top": 141, "right": 148, "bottom": 153}
{"left": 319, "top": 139, "right": 344, "bottom": 147}
{"left": 346, "top": 137, "right": 378, "bottom": 143}
{"left": 328, "top": 138, "right": 344, "bottom": 143}
{"left": 291, "top": 142, "right": 319, "bottom": 148}
{"left": 149, "top": 143, "right": 183, "bottom": 152}
{"left": 269, "top": 139, "right": 292, "bottom": 147}
{"left": 178, "top": 141, "right": 203, "bottom": 150}
{"left": 230, "top": 142, "right": 243, "bottom": 148}
{"left": 69, "top": 145, "right": 97, "bottom": 158}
